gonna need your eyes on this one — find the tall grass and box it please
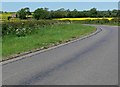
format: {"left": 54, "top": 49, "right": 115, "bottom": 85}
{"left": 2, "top": 20, "right": 70, "bottom": 36}
{"left": 2, "top": 23, "right": 96, "bottom": 59}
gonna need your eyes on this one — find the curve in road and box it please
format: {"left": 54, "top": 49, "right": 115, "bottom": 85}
{"left": 2, "top": 25, "right": 118, "bottom": 85}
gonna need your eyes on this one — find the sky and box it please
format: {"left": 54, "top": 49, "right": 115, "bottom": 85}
{"left": 1, "top": 2, "right": 118, "bottom": 12}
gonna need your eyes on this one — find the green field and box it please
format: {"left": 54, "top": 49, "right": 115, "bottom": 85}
{"left": 2, "top": 23, "right": 96, "bottom": 60}
{"left": 0, "top": 13, "right": 21, "bottom": 22}
{"left": 0, "top": 13, "right": 11, "bottom": 21}
{"left": 0, "top": 13, "right": 32, "bottom": 21}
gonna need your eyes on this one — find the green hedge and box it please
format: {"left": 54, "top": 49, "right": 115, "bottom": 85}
{"left": 2, "top": 20, "right": 71, "bottom": 37}
{"left": 72, "top": 18, "right": 119, "bottom": 25}
{"left": 2, "top": 18, "right": 119, "bottom": 37}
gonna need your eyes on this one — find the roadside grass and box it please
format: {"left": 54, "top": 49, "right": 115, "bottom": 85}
{"left": 2, "top": 23, "right": 96, "bottom": 60}
{"left": 0, "top": 37, "right": 2, "bottom": 61}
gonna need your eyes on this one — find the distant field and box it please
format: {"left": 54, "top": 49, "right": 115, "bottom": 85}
{"left": 0, "top": 13, "right": 21, "bottom": 21}
{"left": 0, "top": 13, "right": 30, "bottom": 21}
{"left": 0, "top": 13, "right": 113, "bottom": 21}
{"left": 0, "top": 13, "right": 12, "bottom": 21}
{"left": 54, "top": 18, "right": 113, "bottom": 21}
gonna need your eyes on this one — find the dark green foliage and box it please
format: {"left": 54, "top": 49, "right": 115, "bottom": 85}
{"left": 15, "top": 7, "right": 119, "bottom": 20}
{"left": 31, "top": 7, "right": 119, "bottom": 19}
{"left": 33, "top": 8, "right": 50, "bottom": 20}
{"left": 17, "top": 7, "right": 31, "bottom": 19}
{"left": 46, "top": 8, "right": 119, "bottom": 18}
{"left": 72, "top": 18, "right": 119, "bottom": 25}
{"left": 7, "top": 16, "right": 12, "bottom": 20}
{"left": 89, "top": 8, "right": 97, "bottom": 17}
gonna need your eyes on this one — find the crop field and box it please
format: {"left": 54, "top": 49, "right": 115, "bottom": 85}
{"left": 0, "top": 13, "right": 33, "bottom": 22}
{"left": 0, "top": 13, "right": 12, "bottom": 21}
{"left": 54, "top": 18, "right": 113, "bottom": 21}
{"left": 0, "top": 13, "right": 21, "bottom": 22}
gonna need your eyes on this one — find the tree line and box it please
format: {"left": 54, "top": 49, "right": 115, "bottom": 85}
{"left": 8, "top": 7, "right": 120, "bottom": 20}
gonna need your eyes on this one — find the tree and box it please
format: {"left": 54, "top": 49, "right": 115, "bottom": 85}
{"left": 80, "top": 10, "right": 91, "bottom": 17}
{"left": 7, "top": 16, "right": 12, "bottom": 20}
{"left": 107, "top": 10, "right": 111, "bottom": 17}
{"left": 17, "top": 7, "right": 31, "bottom": 19}
{"left": 0, "top": 11, "right": 3, "bottom": 13}
{"left": 111, "top": 9, "right": 118, "bottom": 17}
{"left": 51, "top": 8, "right": 67, "bottom": 18}
{"left": 68, "top": 9, "right": 80, "bottom": 18}
{"left": 33, "top": 8, "right": 50, "bottom": 20}
{"left": 24, "top": 7, "right": 31, "bottom": 16}
{"left": 90, "top": 8, "right": 97, "bottom": 17}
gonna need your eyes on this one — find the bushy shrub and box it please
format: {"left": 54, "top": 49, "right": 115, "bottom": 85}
{"left": 2, "top": 20, "right": 70, "bottom": 37}
{"left": 15, "top": 27, "right": 33, "bottom": 37}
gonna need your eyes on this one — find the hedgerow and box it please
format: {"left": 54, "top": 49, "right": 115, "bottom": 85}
{"left": 72, "top": 18, "right": 118, "bottom": 25}
{"left": 2, "top": 20, "right": 71, "bottom": 37}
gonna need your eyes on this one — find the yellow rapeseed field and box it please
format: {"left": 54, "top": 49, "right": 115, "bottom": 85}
{"left": 54, "top": 18, "right": 113, "bottom": 21}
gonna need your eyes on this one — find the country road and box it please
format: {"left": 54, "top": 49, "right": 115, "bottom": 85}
{"left": 2, "top": 25, "right": 118, "bottom": 85}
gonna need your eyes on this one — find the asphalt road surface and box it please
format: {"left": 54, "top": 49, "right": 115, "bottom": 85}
{"left": 2, "top": 25, "right": 118, "bottom": 85}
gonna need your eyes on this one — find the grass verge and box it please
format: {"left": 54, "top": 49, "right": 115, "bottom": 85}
{"left": 0, "top": 37, "right": 2, "bottom": 61}
{"left": 2, "top": 23, "right": 96, "bottom": 60}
